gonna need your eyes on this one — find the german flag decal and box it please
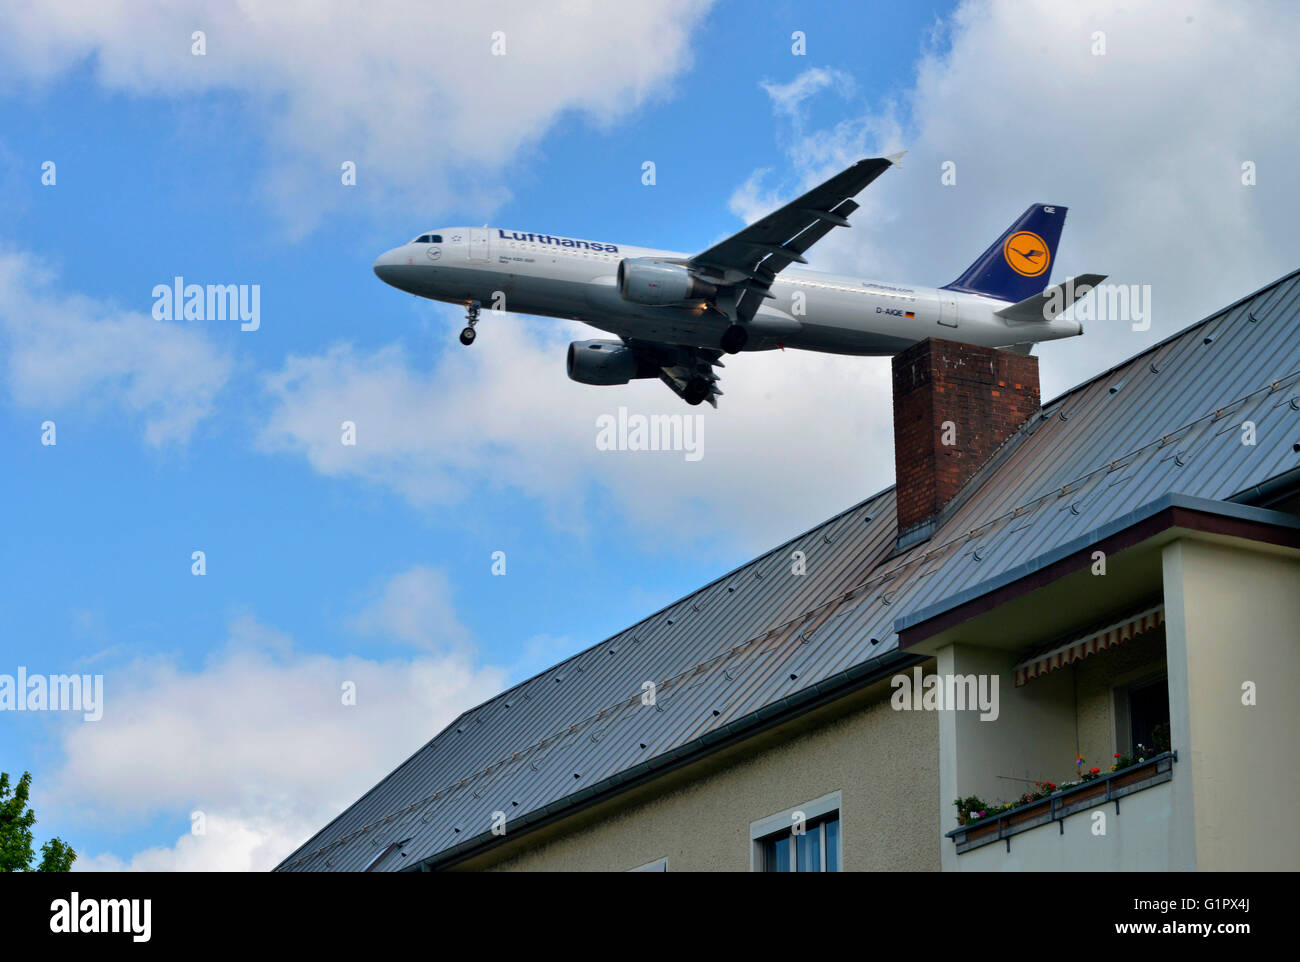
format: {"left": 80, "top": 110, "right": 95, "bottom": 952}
{"left": 905, "top": 311, "right": 915, "bottom": 318}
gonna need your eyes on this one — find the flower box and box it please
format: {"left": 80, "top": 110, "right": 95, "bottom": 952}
{"left": 947, "top": 752, "right": 1176, "bottom": 855}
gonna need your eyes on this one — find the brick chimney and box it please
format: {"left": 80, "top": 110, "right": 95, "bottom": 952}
{"left": 891, "top": 338, "right": 1040, "bottom": 547}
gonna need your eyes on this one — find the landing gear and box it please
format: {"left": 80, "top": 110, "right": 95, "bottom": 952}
{"left": 720, "top": 323, "right": 748, "bottom": 355}
{"left": 683, "top": 378, "right": 710, "bottom": 406}
{"left": 459, "top": 301, "right": 481, "bottom": 346}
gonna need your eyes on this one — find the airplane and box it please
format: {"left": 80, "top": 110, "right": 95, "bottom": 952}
{"left": 372, "top": 154, "right": 1104, "bottom": 407}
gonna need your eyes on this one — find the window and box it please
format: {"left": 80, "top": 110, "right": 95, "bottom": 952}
{"left": 1127, "top": 677, "right": 1171, "bottom": 754}
{"left": 750, "top": 791, "right": 842, "bottom": 872}
{"left": 412, "top": 234, "right": 442, "bottom": 244}
{"left": 1114, "top": 672, "right": 1171, "bottom": 755}
{"left": 628, "top": 857, "right": 668, "bottom": 872}
{"left": 758, "top": 813, "right": 840, "bottom": 872}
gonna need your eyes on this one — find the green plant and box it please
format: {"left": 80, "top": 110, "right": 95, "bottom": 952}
{"left": 953, "top": 795, "right": 993, "bottom": 824}
{"left": 956, "top": 747, "right": 1171, "bottom": 827}
{"left": 0, "top": 771, "right": 76, "bottom": 872}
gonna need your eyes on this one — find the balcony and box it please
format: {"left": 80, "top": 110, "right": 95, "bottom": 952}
{"left": 946, "top": 753, "right": 1185, "bottom": 871}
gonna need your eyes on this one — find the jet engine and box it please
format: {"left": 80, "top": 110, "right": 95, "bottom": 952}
{"left": 617, "top": 258, "right": 717, "bottom": 306}
{"left": 566, "top": 339, "right": 655, "bottom": 386}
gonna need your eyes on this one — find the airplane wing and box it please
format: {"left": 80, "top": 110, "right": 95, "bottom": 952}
{"left": 625, "top": 338, "right": 726, "bottom": 408}
{"left": 689, "top": 154, "right": 903, "bottom": 323}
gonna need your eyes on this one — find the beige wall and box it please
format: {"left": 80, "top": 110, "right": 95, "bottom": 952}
{"left": 473, "top": 685, "right": 940, "bottom": 872}
{"left": 936, "top": 644, "right": 1077, "bottom": 870}
{"left": 1163, "top": 536, "right": 1300, "bottom": 871}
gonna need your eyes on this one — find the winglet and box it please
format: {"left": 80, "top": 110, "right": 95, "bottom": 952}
{"left": 886, "top": 151, "right": 907, "bottom": 167}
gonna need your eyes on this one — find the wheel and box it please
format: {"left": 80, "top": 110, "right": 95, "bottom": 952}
{"left": 683, "top": 379, "right": 710, "bottom": 405}
{"left": 459, "top": 327, "right": 476, "bottom": 346}
{"left": 720, "top": 324, "right": 748, "bottom": 355}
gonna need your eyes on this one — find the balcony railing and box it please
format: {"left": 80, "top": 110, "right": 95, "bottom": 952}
{"left": 946, "top": 751, "right": 1177, "bottom": 855}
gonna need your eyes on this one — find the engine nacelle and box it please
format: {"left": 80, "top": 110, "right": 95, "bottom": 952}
{"left": 566, "top": 339, "right": 651, "bottom": 386}
{"left": 617, "top": 258, "right": 717, "bottom": 306}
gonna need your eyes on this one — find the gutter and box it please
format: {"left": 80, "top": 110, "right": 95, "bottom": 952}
{"left": 1229, "top": 465, "right": 1300, "bottom": 510}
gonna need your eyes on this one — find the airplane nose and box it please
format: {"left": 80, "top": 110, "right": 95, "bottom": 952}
{"left": 373, "top": 248, "right": 402, "bottom": 286}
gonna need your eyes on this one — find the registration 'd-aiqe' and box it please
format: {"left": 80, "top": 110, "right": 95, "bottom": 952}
{"left": 373, "top": 155, "right": 1103, "bottom": 407}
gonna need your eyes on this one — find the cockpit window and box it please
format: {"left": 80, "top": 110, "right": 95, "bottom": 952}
{"left": 412, "top": 234, "right": 443, "bottom": 244}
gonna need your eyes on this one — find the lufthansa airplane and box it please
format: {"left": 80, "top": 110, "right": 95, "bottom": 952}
{"left": 373, "top": 155, "right": 1103, "bottom": 406}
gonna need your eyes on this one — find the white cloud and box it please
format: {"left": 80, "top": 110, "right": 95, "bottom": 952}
{"left": 0, "top": 249, "right": 231, "bottom": 444}
{"left": 259, "top": 313, "right": 894, "bottom": 552}
{"left": 52, "top": 629, "right": 501, "bottom": 821}
{"left": 760, "top": 67, "right": 854, "bottom": 117}
{"left": 349, "top": 565, "right": 471, "bottom": 651}
{"left": 76, "top": 812, "right": 314, "bottom": 873}
{"left": 49, "top": 574, "right": 507, "bottom": 872}
{"left": 0, "top": 1, "right": 714, "bottom": 235}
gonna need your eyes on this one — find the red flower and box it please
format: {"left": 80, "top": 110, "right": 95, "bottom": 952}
{"left": 1090, "top": 767, "right": 1100, "bottom": 774}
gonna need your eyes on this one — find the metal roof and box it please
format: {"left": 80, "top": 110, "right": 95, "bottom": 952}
{"left": 276, "top": 269, "right": 1300, "bottom": 872}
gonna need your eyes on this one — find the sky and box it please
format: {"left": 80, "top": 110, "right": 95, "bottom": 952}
{"left": 0, "top": 0, "right": 1296, "bottom": 871}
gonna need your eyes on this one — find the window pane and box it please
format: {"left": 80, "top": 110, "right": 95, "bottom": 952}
{"left": 764, "top": 834, "right": 792, "bottom": 872}
{"left": 825, "top": 816, "right": 840, "bottom": 872}
{"left": 796, "top": 826, "right": 821, "bottom": 872}
{"left": 431, "top": 235, "right": 442, "bottom": 243}
{"left": 1129, "top": 679, "right": 1170, "bottom": 754}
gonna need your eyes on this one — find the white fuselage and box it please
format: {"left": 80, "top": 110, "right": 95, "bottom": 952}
{"left": 372, "top": 227, "right": 1082, "bottom": 354}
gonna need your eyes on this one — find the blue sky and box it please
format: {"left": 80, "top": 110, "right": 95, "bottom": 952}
{"left": 1, "top": 0, "right": 1296, "bottom": 869}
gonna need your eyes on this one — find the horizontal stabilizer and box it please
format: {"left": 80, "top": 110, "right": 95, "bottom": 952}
{"left": 996, "top": 273, "right": 1108, "bottom": 323}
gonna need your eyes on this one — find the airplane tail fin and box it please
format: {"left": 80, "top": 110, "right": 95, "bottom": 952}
{"left": 943, "top": 204, "right": 1067, "bottom": 303}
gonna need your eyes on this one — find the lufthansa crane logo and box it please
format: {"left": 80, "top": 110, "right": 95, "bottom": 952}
{"left": 1003, "top": 230, "right": 1050, "bottom": 277}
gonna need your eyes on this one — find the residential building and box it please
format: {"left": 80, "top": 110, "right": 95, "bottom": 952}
{"left": 277, "top": 270, "right": 1300, "bottom": 872}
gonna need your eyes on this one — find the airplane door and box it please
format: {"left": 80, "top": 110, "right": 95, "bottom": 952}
{"left": 938, "top": 294, "right": 959, "bottom": 328}
{"left": 468, "top": 227, "right": 490, "bottom": 262}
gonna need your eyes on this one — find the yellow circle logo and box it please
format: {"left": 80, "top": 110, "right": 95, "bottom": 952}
{"left": 1003, "top": 230, "right": 1050, "bottom": 277}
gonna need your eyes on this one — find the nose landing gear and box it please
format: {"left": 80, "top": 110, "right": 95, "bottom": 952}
{"left": 459, "top": 302, "right": 481, "bottom": 346}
